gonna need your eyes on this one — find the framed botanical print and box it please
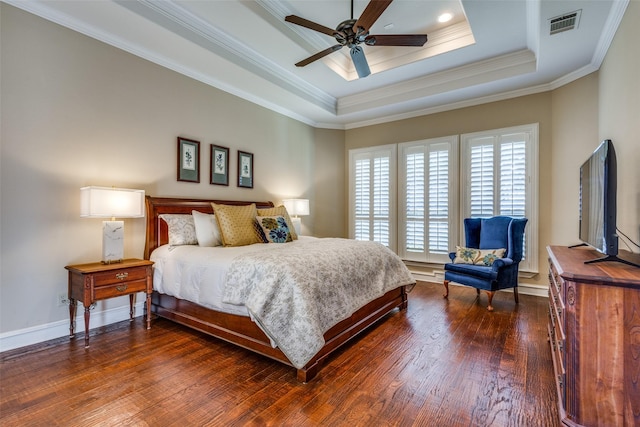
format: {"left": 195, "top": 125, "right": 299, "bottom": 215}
{"left": 237, "top": 150, "right": 253, "bottom": 188}
{"left": 210, "top": 144, "right": 229, "bottom": 186}
{"left": 177, "top": 137, "right": 200, "bottom": 183}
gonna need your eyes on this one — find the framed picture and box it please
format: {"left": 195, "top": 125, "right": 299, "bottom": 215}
{"left": 210, "top": 144, "right": 229, "bottom": 186}
{"left": 177, "top": 137, "right": 200, "bottom": 183}
{"left": 237, "top": 150, "right": 253, "bottom": 188}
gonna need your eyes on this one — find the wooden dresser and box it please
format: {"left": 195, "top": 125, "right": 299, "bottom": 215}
{"left": 547, "top": 245, "right": 640, "bottom": 427}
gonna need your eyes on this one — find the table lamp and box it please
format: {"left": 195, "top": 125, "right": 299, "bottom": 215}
{"left": 282, "top": 198, "right": 309, "bottom": 235}
{"left": 80, "top": 186, "right": 145, "bottom": 264}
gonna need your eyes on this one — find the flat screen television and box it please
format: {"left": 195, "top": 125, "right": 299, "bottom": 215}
{"left": 576, "top": 139, "right": 638, "bottom": 267}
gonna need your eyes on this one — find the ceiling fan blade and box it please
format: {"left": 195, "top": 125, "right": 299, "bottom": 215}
{"left": 285, "top": 15, "right": 345, "bottom": 38}
{"left": 295, "top": 44, "right": 344, "bottom": 67}
{"left": 365, "top": 34, "right": 428, "bottom": 47}
{"left": 350, "top": 45, "right": 371, "bottom": 78}
{"left": 353, "top": 0, "right": 393, "bottom": 34}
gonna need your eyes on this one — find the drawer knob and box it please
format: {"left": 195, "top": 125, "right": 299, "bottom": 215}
{"left": 116, "top": 272, "right": 128, "bottom": 280}
{"left": 116, "top": 284, "right": 128, "bottom": 292}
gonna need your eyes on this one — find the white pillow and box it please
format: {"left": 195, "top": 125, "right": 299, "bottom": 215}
{"left": 192, "top": 210, "right": 222, "bottom": 247}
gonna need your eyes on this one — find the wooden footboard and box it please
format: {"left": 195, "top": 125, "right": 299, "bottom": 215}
{"left": 152, "top": 285, "right": 408, "bottom": 382}
{"left": 144, "top": 195, "right": 411, "bottom": 382}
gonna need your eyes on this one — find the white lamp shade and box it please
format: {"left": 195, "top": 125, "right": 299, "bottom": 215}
{"left": 80, "top": 186, "right": 145, "bottom": 218}
{"left": 282, "top": 199, "right": 309, "bottom": 216}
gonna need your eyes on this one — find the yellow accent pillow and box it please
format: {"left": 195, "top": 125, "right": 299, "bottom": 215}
{"left": 211, "top": 203, "right": 262, "bottom": 247}
{"left": 257, "top": 206, "right": 298, "bottom": 240}
{"left": 453, "top": 246, "right": 506, "bottom": 266}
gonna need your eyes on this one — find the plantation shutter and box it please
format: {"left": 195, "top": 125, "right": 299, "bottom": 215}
{"left": 399, "top": 137, "right": 458, "bottom": 263}
{"left": 466, "top": 135, "right": 528, "bottom": 218}
{"left": 353, "top": 156, "right": 370, "bottom": 241}
{"left": 469, "top": 138, "right": 495, "bottom": 217}
{"left": 349, "top": 145, "right": 397, "bottom": 250}
{"left": 461, "top": 125, "right": 537, "bottom": 272}
{"left": 499, "top": 137, "right": 527, "bottom": 217}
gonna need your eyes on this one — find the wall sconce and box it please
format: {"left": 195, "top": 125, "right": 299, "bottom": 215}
{"left": 282, "top": 198, "right": 309, "bottom": 236}
{"left": 80, "top": 186, "right": 145, "bottom": 264}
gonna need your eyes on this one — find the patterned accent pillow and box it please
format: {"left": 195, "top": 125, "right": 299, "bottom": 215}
{"left": 257, "top": 206, "right": 298, "bottom": 240}
{"left": 191, "top": 210, "right": 222, "bottom": 247}
{"left": 211, "top": 203, "right": 262, "bottom": 247}
{"left": 453, "top": 246, "right": 506, "bottom": 266}
{"left": 159, "top": 214, "right": 198, "bottom": 246}
{"left": 256, "top": 215, "right": 292, "bottom": 243}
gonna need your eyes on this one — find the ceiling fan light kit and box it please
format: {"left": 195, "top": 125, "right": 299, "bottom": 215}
{"left": 285, "top": 0, "right": 428, "bottom": 79}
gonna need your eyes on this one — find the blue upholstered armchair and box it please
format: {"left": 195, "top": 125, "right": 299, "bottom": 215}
{"left": 443, "top": 216, "right": 528, "bottom": 311}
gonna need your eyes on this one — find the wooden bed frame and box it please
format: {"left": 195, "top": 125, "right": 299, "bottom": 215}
{"left": 144, "top": 196, "right": 409, "bottom": 382}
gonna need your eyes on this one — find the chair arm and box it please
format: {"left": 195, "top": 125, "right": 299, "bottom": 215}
{"left": 492, "top": 257, "right": 514, "bottom": 271}
{"left": 448, "top": 252, "right": 456, "bottom": 261}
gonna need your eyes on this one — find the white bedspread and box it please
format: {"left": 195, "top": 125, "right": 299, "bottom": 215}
{"left": 150, "top": 236, "right": 323, "bottom": 316}
{"left": 151, "top": 237, "right": 414, "bottom": 369}
{"left": 222, "top": 238, "right": 415, "bottom": 369}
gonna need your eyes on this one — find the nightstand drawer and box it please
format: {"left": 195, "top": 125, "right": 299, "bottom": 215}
{"left": 93, "top": 267, "right": 149, "bottom": 287}
{"left": 93, "top": 278, "right": 147, "bottom": 300}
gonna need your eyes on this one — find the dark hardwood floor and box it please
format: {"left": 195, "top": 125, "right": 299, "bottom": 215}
{"left": 0, "top": 282, "right": 559, "bottom": 426}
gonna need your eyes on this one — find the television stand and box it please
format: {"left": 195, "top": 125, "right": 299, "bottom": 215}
{"left": 547, "top": 245, "right": 640, "bottom": 426}
{"left": 584, "top": 253, "right": 640, "bottom": 268}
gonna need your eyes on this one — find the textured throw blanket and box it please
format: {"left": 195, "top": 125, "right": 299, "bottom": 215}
{"left": 222, "top": 238, "right": 415, "bottom": 369}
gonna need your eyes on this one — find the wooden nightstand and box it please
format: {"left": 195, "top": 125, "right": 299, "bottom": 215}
{"left": 65, "top": 258, "right": 154, "bottom": 348}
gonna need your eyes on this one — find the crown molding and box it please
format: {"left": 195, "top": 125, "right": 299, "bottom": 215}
{"left": 344, "top": 81, "right": 554, "bottom": 129}
{"left": 4, "top": 0, "right": 626, "bottom": 130}
{"left": 127, "top": 0, "right": 336, "bottom": 113}
{"left": 338, "top": 49, "right": 536, "bottom": 115}
{"left": 591, "top": 0, "right": 628, "bottom": 67}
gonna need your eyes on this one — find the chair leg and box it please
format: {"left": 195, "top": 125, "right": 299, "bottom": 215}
{"left": 486, "top": 291, "right": 495, "bottom": 312}
{"left": 514, "top": 286, "right": 519, "bottom": 304}
{"left": 443, "top": 280, "right": 449, "bottom": 298}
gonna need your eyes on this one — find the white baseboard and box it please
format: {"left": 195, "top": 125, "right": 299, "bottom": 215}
{"left": 2, "top": 272, "right": 549, "bottom": 353}
{"left": 409, "top": 270, "right": 549, "bottom": 298}
{"left": 0, "top": 301, "right": 146, "bottom": 353}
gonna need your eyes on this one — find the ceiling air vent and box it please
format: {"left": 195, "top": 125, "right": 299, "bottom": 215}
{"left": 549, "top": 10, "right": 581, "bottom": 35}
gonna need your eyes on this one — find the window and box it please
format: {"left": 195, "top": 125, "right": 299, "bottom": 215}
{"left": 348, "top": 123, "right": 538, "bottom": 273}
{"left": 398, "top": 136, "right": 459, "bottom": 263}
{"left": 348, "top": 144, "right": 397, "bottom": 250}
{"left": 461, "top": 124, "right": 538, "bottom": 272}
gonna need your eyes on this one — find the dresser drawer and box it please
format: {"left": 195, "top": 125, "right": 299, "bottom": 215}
{"left": 548, "top": 260, "right": 563, "bottom": 300}
{"left": 549, "top": 282, "right": 565, "bottom": 330}
{"left": 92, "top": 267, "right": 149, "bottom": 287}
{"left": 93, "top": 278, "right": 147, "bottom": 300}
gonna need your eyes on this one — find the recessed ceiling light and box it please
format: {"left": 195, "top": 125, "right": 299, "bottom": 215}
{"left": 384, "top": 23, "right": 394, "bottom": 30}
{"left": 438, "top": 13, "right": 453, "bottom": 23}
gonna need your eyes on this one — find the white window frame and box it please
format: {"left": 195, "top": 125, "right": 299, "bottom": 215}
{"left": 347, "top": 124, "right": 538, "bottom": 273}
{"left": 398, "top": 136, "right": 459, "bottom": 263}
{"left": 348, "top": 144, "right": 397, "bottom": 251}
{"left": 460, "top": 124, "right": 539, "bottom": 273}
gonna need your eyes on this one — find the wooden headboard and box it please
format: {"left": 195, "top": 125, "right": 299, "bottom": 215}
{"left": 144, "top": 196, "right": 275, "bottom": 259}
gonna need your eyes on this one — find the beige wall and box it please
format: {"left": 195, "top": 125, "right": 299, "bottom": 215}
{"left": 345, "top": 93, "right": 553, "bottom": 285}
{"left": 598, "top": 0, "right": 640, "bottom": 244}
{"left": 550, "top": 73, "right": 600, "bottom": 245}
{"left": 313, "top": 128, "right": 346, "bottom": 238}
{"left": 0, "top": 5, "right": 342, "bottom": 335}
{"left": 549, "top": 1, "right": 640, "bottom": 248}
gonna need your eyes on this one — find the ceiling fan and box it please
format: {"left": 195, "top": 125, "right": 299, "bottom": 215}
{"left": 285, "top": 0, "right": 428, "bottom": 79}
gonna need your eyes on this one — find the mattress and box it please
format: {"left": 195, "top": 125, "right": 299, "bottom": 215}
{"left": 150, "top": 236, "right": 319, "bottom": 317}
